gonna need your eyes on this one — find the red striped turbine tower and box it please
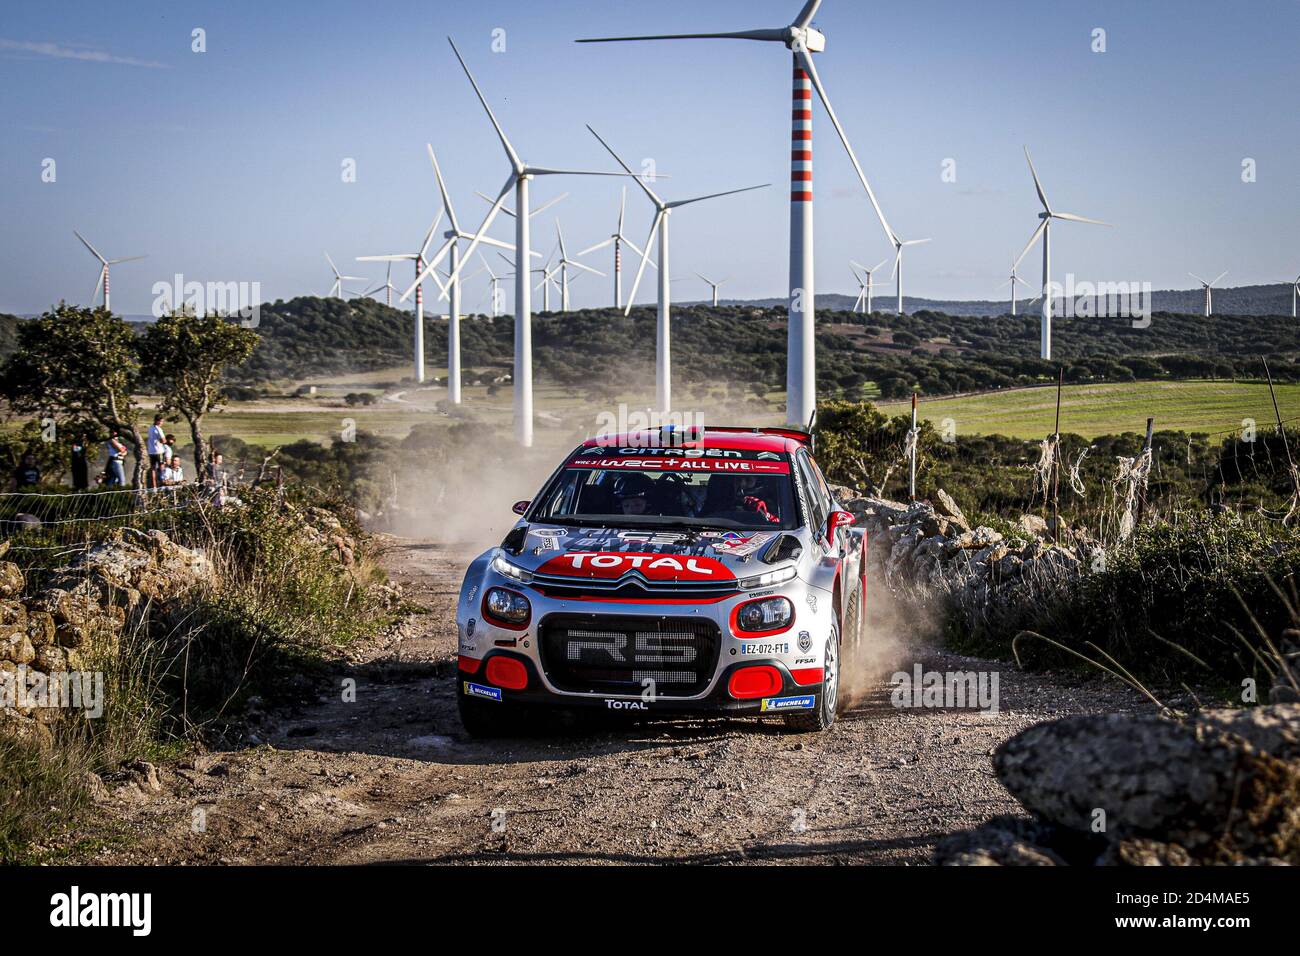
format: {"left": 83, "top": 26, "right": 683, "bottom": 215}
{"left": 579, "top": 0, "right": 898, "bottom": 429}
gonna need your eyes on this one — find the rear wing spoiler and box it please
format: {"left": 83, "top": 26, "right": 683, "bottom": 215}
{"left": 705, "top": 425, "right": 814, "bottom": 448}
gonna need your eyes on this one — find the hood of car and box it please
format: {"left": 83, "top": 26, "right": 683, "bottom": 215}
{"left": 507, "top": 524, "right": 787, "bottom": 582}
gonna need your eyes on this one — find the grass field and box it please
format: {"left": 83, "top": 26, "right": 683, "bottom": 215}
{"left": 874, "top": 380, "right": 1300, "bottom": 439}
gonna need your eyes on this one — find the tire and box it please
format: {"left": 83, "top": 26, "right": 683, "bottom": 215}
{"left": 840, "top": 580, "right": 864, "bottom": 675}
{"left": 784, "top": 613, "right": 840, "bottom": 732}
{"left": 457, "top": 690, "right": 522, "bottom": 738}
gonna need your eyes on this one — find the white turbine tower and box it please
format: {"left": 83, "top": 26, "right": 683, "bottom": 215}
{"left": 480, "top": 252, "right": 505, "bottom": 317}
{"left": 576, "top": 188, "right": 657, "bottom": 308}
{"left": 554, "top": 221, "right": 605, "bottom": 312}
{"left": 998, "top": 259, "right": 1033, "bottom": 316}
{"left": 579, "top": 0, "right": 897, "bottom": 428}
{"left": 849, "top": 257, "right": 887, "bottom": 315}
{"left": 357, "top": 210, "right": 444, "bottom": 384}
{"left": 74, "top": 231, "right": 144, "bottom": 313}
{"left": 325, "top": 252, "right": 366, "bottom": 299}
{"left": 695, "top": 273, "right": 729, "bottom": 307}
{"left": 1293, "top": 273, "right": 1300, "bottom": 320}
{"left": 1013, "top": 147, "right": 1110, "bottom": 361}
{"left": 1188, "top": 271, "right": 1227, "bottom": 317}
{"left": 588, "top": 125, "right": 768, "bottom": 413}
{"left": 408, "top": 39, "right": 633, "bottom": 448}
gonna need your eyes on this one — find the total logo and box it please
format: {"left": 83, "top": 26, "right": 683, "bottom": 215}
{"left": 605, "top": 699, "right": 649, "bottom": 710}
{"left": 540, "top": 552, "right": 733, "bottom": 581}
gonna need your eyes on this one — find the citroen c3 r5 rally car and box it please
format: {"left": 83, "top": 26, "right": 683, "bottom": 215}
{"left": 454, "top": 426, "right": 867, "bottom": 735}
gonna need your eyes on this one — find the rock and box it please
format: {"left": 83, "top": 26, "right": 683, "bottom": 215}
{"left": 934, "top": 817, "right": 1069, "bottom": 866}
{"left": 920, "top": 514, "right": 951, "bottom": 538}
{"left": 934, "top": 489, "right": 970, "bottom": 530}
{"left": 0, "top": 630, "right": 35, "bottom": 664}
{"left": 0, "top": 561, "right": 24, "bottom": 598}
{"left": 994, "top": 706, "right": 1300, "bottom": 862}
{"left": 952, "top": 527, "right": 1003, "bottom": 551}
{"left": 1017, "top": 514, "right": 1050, "bottom": 539}
{"left": 25, "top": 611, "right": 55, "bottom": 648}
{"left": 995, "top": 553, "right": 1024, "bottom": 579}
{"left": 1098, "top": 838, "right": 1195, "bottom": 867}
{"left": 126, "top": 759, "right": 163, "bottom": 793}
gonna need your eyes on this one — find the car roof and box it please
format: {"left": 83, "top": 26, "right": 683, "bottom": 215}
{"left": 579, "top": 427, "right": 809, "bottom": 454}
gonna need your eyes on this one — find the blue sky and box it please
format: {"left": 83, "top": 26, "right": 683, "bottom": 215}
{"left": 2, "top": 0, "right": 1297, "bottom": 316}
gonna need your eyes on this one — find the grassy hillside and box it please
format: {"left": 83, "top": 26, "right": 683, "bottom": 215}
{"left": 875, "top": 380, "right": 1300, "bottom": 440}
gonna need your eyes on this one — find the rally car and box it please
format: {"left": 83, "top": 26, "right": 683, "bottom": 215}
{"left": 454, "top": 425, "right": 867, "bottom": 735}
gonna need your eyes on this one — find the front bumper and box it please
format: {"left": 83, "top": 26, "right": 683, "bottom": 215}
{"left": 459, "top": 648, "right": 825, "bottom": 717}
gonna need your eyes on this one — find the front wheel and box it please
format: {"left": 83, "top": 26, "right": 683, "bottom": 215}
{"left": 784, "top": 616, "right": 839, "bottom": 733}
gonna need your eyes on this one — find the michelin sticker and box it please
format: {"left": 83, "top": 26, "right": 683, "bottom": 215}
{"left": 760, "top": 694, "right": 816, "bottom": 712}
{"left": 711, "top": 532, "right": 775, "bottom": 557}
{"left": 463, "top": 681, "right": 502, "bottom": 702}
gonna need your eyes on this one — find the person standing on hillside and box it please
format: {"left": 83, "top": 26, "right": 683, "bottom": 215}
{"left": 105, "top": 432, "right": 128, "bottom": 487}
{"left": 146, "top": 415, "right": 166, "bottom": 490}
{"left": 70, "top": 435, "right": 89, "bottom": 491}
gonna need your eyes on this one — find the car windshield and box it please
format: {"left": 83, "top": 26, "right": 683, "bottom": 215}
{"left": 531, "top": 452, "right": 799, "bottom": 531}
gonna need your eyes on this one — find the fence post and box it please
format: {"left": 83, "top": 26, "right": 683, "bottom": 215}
{"left": 1051, "top": 367, "right": 1063, "bottom": 542}
{"left": 909, "top": 392, "right": 918, "bottom": 502}
{"left": 1135, "top": 417, "right": 1154, "bottom": 528}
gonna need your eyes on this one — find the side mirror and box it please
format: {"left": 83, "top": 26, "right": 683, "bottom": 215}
{"left": 511, "top": 500, "right": 531, "bottom": 516}
{"left": 826, "top": 510, "right": 855, "bottom": 546}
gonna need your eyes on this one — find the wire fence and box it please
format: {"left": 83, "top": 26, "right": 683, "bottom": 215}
{"left": 0, "top": 459, "right": 270, "bottom": 554}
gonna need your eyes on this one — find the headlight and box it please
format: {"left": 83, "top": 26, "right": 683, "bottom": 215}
{"left": 483, "top": 587, "right": 531, "bottom": 627}
{"left": 737, "top": 565, "right": 797, "bottom": 590}
{"left": 733, "top": 596, "right": 794, "bottom": 634}
{"left": 491, "top": 553, "right": 532, "bottom": 583}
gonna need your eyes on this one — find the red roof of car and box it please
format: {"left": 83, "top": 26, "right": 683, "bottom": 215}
{"left": 580, "top": 426, "right": 810, "bottom": 454}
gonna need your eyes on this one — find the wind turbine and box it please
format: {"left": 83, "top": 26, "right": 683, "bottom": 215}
{"left": 1293, "top": 273, "right": 1299, "bottom": 320}
{"left": 579, "top": 0, "right": 897, "bottom": 428}
{"left": 357, "top": 210, "right": 444, "bottom": 384}
{"left": 888, "top": 235, "right": 930, "bottom": 315}
{"left": 849, "top": 257, "right": 887, "bottom": 315}
{"left": 1188, "top": 271, "right": 1226, "bottom": 317}
{"left": 553, "top": 221, "right": 605, "bottom": 312}
{"left": 408, "top": 39, "right": 634, "bottom": 447}
{"left": 364, "top": 262, "right": 398, "bottom": 307}
{"left": 1013, "top": 147, "right": 1110, "bottom": 361}
{"left": 695, "top": 272, "right": 729, "bottom": 307}
{"left": 74, "top": 231, "right": 144, "bottom": 312}
{"left": 480, "top": 252, "right": 505, "bottom": 317}
{"left": 577, "top": 188, "right": 657, "bottom": 308}
{"left": 325, "top": 252, "right": 366, "bottom": 299}
{"left": 997, "top": 259, "right": 1033, "bottom": 316}
{"left": 588, "top": 125, "right": 768, "bottom": 413}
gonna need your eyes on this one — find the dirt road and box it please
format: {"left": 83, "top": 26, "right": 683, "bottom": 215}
{"left": 74, "top": 540, "right": 1140, "bottom": 865}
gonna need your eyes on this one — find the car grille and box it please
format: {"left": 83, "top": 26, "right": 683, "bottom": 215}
{"left": 539, "top": 613, "right": 721, "bottom": 696}
{"left": 531, "top": 571, "right": 738, "bottom": 602}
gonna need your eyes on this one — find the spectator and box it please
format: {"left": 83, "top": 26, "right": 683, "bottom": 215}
{"left": 162, "top": 455, "right": 185, "bottom": 486}
{"left": 207, "top": 452, "right": 228, "bottom": 486}
{"left": 70, "top": 435, "right": 89, "bottom": 491}
{"left": 11, "top": 452, "right": 41, "bottom": 490}
{"left": 146, "top": 415, "right": 166, "bottom": 490}
{"left": 105, "top": 433, "right": 128, "bottom": 486}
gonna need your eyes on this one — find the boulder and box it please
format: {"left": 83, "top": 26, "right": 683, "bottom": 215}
{"left": 1016, "top": 514, "right": 1050, "bottom": 539}
{"left": 0, "top": 561, "right": 24, "bottom": 598}
{"left": 934, "top": 489, "right": 971, "bottom": 531}
{"left": 934, "top": 817, "right": 1070, "bottom": 866}
{"left": 994, "top": 706, "right": 1300, "bottom": 861}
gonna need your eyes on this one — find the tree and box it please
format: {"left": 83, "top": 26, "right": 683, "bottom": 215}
{"left": 139, "top": 310, "right": 258, "bottom": 476}
{"left": 0, "top": 304, "right": 147, "bottom": 488}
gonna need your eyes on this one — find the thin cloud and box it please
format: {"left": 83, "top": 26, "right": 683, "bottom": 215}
{"left": 0, "top": 38, "right": 168, "bottom": 69}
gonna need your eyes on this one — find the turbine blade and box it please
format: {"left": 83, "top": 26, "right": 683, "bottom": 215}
{"left": 1053, "top": 211, "right": 1110, "bottom": 226}
{"left": 667, "top": 183, "right": 770, "bottom": 209}
{"left": 529, "top": 192, "right": 568, "bottom": 217}
{"left": 447, "top": 37, "right": 522, "bottom": 170}
{"left": 793, "top": 0, "right": 823, "bottom": 29}
{"left": 617, "top": 186, "right": 626, "bottom": 234}
{"left": 74, "top": 230, "right": 107, "bottom": 264}
{"left": 325, "top": 251, "right": 341, "bottom": 277}
{"left": 624, "top": 211, "right": 663, "bottom": 314}
{"left": 797, "top": 49, "right": 893, "bottom": 245}
{"left": 356, "top": 254, "right": 416, "bottom": 262}
{"left": 432, "top": 175, "right": 516, "bottom": 300}
{"left": 871, "top": 258, "right": 889, "bottom": 274}
{"left": 577, "top": 236, "right": 615, "bottom": 257}
{"left": 1013, "top": 219, "right": 1048, "bottom": 271}
{"left": 420, "top": 209, "right": 445, "bottom": 260}
{"left": 576, "top": 30, "right": 789, "bottom": 44}
{"left": 478, "top": 190, "right": 517, "bottom": 218}
{"left": 569, "top": 260, "right": 605, "bottom": 277}
{"left": 1023, "top": 146, "right": 1052, "bottom": 214}
{"left": 106, "top": 255, "right": 146, "bottom": 264}
{"left": 555, "top": 220, "right": 567, "bottom": 258}
{"left": 1188, "top": 272, "right": 1208, "bottom": 285}
{"left": 889, "top": 246, "right": 902, "bottom": 281}
{"left": 586, "top": 125, "right": 662, "bottom": 206}
{"left": 901, "top": 238, "right": 931, "bottom": 246}
{"left": 1210, "top": 270, "right": 1228, "bottom": 286}
{"left": 427, "top": 144, "right": 460, "bottom": 233}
